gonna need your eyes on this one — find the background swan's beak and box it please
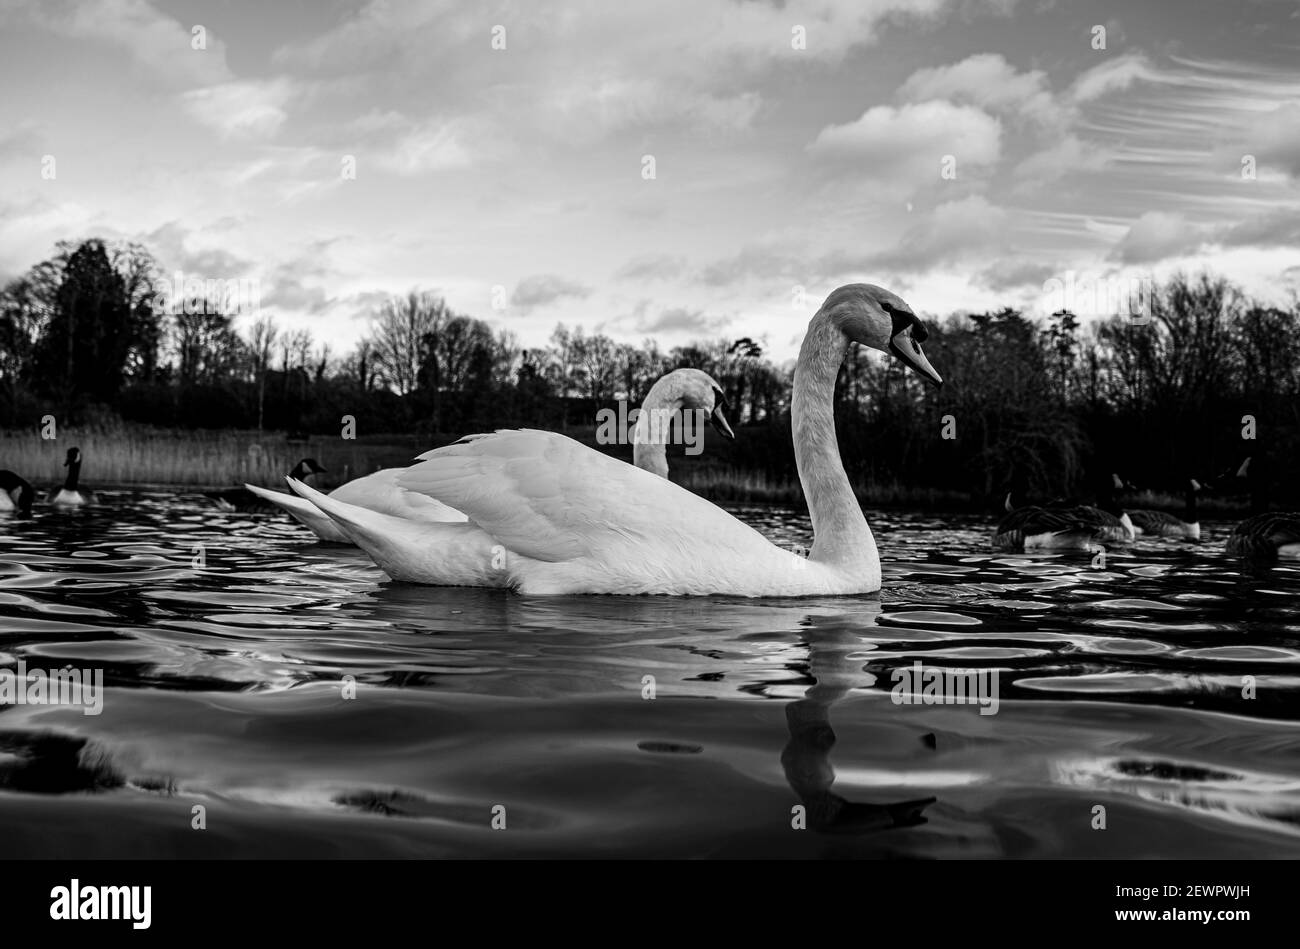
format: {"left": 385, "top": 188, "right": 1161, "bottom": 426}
{"left": 709, "top": 404, "right": 736, "bottom": 439}
{"left": 889, "top": 331, "right": 942, "bottom": 386}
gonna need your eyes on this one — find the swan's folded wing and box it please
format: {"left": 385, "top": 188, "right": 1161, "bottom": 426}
{"left": 395, "top": 429, "right": 763, "bottom": 563}
{"left": 330, "top": 468, "right": 467, "bottom": 523}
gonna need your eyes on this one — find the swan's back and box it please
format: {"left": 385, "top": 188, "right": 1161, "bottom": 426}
{"left": 330, "top": 467, "right": 466, "bottom": 523}
{"left": 396, "top": 429, "right": 812, "bottom": 593}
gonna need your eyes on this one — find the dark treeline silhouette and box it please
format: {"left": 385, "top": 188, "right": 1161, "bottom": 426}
{"left": 2, "top": 237, "right": 1297, "bottom": 505}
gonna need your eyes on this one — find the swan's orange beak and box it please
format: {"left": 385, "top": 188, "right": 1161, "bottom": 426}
{"left": 889, "top": 330, "right": 942, "bottom": 386}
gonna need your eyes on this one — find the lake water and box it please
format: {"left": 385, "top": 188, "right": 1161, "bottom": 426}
{"left": 0, "top": 493, "right": 1297, "bottom": 858}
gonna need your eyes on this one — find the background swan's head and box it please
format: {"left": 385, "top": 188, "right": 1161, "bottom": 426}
{"left": 650, "top": 368, "right": 735, "bottom": 439}
{"left": 819, "top": 284, "right": 942, "bottom": 386}
{"left": 64, "top": 447, "right": 81, "bottom": 467}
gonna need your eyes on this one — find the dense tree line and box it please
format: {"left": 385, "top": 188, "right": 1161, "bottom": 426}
{"left": 2, "top": 238, "right": 1296, "bottom": 503}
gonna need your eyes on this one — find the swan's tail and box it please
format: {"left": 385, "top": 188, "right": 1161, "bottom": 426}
{"left": 286, "top": 478, "right": 501, "bottom": 586}
{"left": 244, "top": 483, "right": 351, "bottom": 544}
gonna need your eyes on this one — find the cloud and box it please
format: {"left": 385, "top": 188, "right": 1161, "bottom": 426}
{"left": 1069, "top": 52, "right": 1156, "bottom": 102}
{"left": 260, "top": 244, "right": 345, "bottom": 315}
{"left": 1218, "top": 208, "right": 1300, "bottom": 248}
{"left": 142, "top": 222, "right": 255, "bottom": 278}
{"left": 1238, "top": 102, "right": 1300, "bottom": 178}
{"left": 180, "top": 78, "right": 297, "bottom": 139}
{"left": 0, "top": 121, "right": 44, "bottom": 159}
{"left": 974, "top": 259, "right": 1060, "bottom": 293}
{"left": 1012, "top": 135, "right": 1110, "bottom": 187}
{"left": 1108, "top": 211, "right": 1205, "bottom": 263}
{"left": 510, "top": 274, "right": 590, "bottom": 311}
{"left": 616, "top": 254, "right": 688, "bottom": 281}
{"left": 0, "top": 197, "right": 94, "bottom": 277}
{"left": 697, "top": 244, "right": 802, "bottom": 287}
{"left": 13, "top": 0, "right": 233, "bottom": 88}
{"left": 874, "top": 194, "right": 1010, "bottom": 271}
{"left": 546, "top": 79, "right": 762, "bottom": 138}
{"left": 808, "top": 101, "right": 1001, "bottom": 188}
{"left": 270, "top": 0, "right": 972, "bottom": 146}
{"left": 636, "top": 306, "right": 729, "bottom": 335}
{"left": 819, "top": 195, "right": 1010, "bottom": 275}
{"left": 898, "top": 53, "right": 1055, "bottom": 124}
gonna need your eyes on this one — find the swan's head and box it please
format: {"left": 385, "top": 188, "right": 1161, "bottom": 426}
{"left": 64, "top": 447, "right": 81, "bottom": 467}
{"left": 658, "top": 368, "right": 735, "bottom": 439}
{"left": 820, "top": 284, "right": 942, "bottom": 386}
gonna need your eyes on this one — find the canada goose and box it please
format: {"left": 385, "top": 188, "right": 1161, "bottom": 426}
{"left": 288, "top": 283, "right": 942, "bottom": 595}
{"left": 1044, "top": 472, "right": 1135, "bottom": 542}
{"left": 1225, "top": 513, "right": 1300, "bottom": 560}
{"left": 206, "top": 458, "right": 326, "bottom": 512}
{"left": 994, "top": 471, "right": 1132, "bottom": 550}
{"left": 50, "top": 447, "right": 96, "bottom": 506}
{"left": 0, "top": 470, "right": 35, "bottom": 515}
{"left": 1128, "top": 478, "right": 1202, "bottom": 540}
{"left": 1219, "top": 456, "right": 1299, "bottom": 558}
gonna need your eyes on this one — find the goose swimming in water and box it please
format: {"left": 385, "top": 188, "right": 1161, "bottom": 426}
{"left": 1128, "top": 478, "right": 1202, "bottom": 540}
{"left": 1043, "top": 473, "right": 1135, "bottom": 542}
{"left": 1219, "top": 457, "right": 1299, "bottom": 558}
{"left": 289, "top": 283, "right": 941, "bottom": 595}
{"left": 0, "top": 470, "right": 34, "bottom": 515}
{"left": 994, "top": 472, "right": 1133, "bottom": 551}
{"left": 245, "top": 368, "right": 735, "bottom": 544}
{"left": 1226, "top": 513, "right": 1300, "bottom": 560}
{"left": 50, "top": 448, "right": 96, "bottom": 506}
{"left": 206, "top": 458, "right": 326, "bottom": 512}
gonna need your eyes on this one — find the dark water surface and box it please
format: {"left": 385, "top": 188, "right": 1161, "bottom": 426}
{"left": 0, "top": 492, "right": 1297, "bottom": 858}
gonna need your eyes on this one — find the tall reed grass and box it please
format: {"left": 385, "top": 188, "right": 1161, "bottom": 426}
{"left": 675, "top": 466, "right": 973, "bottom": 508}
{"left": 0, "top": 428, "right": 423, "bottom": 489}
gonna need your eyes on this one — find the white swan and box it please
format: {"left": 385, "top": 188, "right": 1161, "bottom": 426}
{"left": 291, "top": 285, "right": 940, "bottom": 595}
{"left": 255, "top": 368, "right": 734, "bottom": 544}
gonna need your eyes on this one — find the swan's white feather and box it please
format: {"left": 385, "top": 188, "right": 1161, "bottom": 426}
{"left": 244, "top": 483, "right": 351, "bottom": 543}
{"left": 328, "top": 468, "right": 467, "bottom": 523}
{"left": 248, "top": 468, "right": 467, "bottom": 544}
{"left": 287, "top": 478, "right": 501, "bottom": 585}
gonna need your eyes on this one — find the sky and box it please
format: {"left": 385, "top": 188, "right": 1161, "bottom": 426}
{"left": 1, "top": 0, "right": 1298, "bottom": 361}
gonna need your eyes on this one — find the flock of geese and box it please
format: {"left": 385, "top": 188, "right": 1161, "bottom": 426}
{"left": 0, "top": 446, "right": 95, "bottom": 514}
{"left": 4, "top": 285, "right": 1298, "bottom": 595}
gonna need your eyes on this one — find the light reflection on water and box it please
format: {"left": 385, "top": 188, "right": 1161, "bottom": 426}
{"left": 0, "top": 491, "right": 1297, "bottom": 858}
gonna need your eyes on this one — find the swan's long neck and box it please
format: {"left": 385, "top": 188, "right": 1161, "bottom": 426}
{"left": 792, "top": 314, "right": 876, "bottom": 570}
{"left": 63, "top": 461, "right": 80, "bottom": 492}
{"left": 632, "top": 382, "right": 679, "bottom": 479}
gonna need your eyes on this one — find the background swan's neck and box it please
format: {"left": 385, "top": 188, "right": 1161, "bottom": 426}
{"left": 792, "top": 314, "right": 877, "bottom": 570}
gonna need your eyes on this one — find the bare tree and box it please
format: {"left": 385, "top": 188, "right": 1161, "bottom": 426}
{"left": 246, "top": 315, "right": 279, "bottom": 432}
{"left": 369, "top": 291, "right": 450, "bottom": 396}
